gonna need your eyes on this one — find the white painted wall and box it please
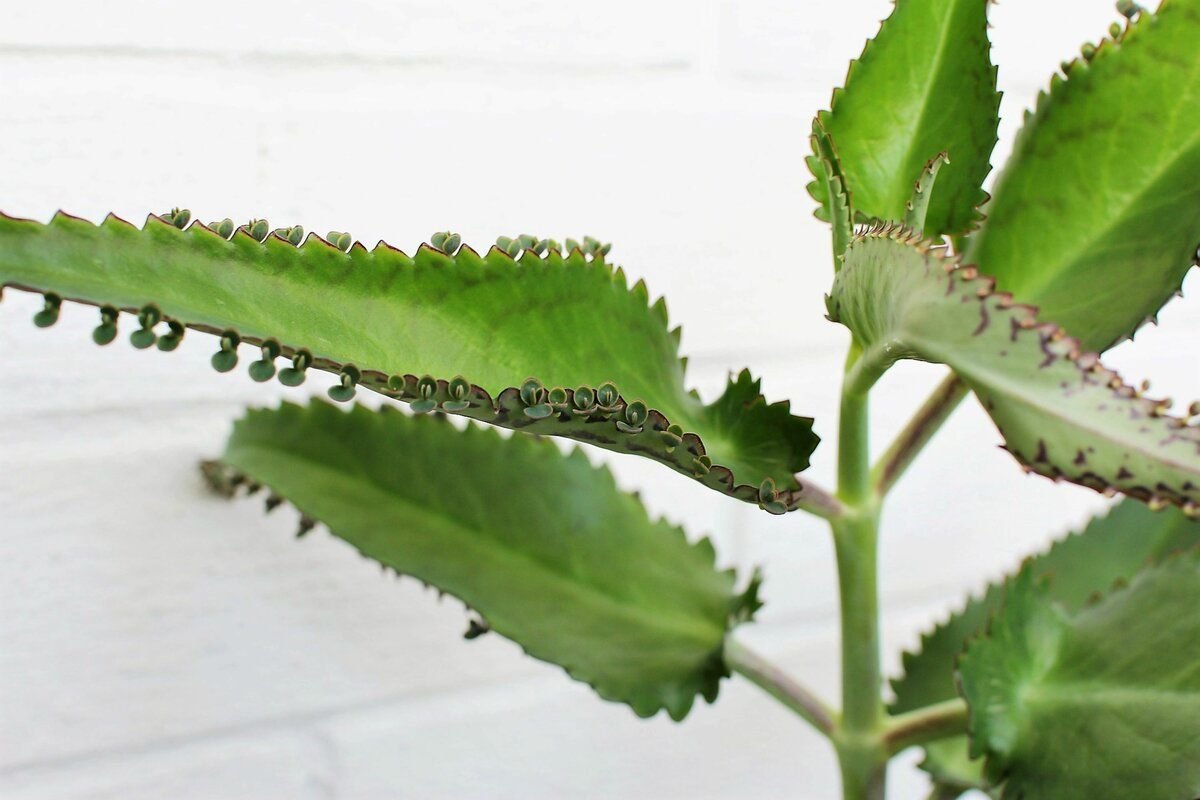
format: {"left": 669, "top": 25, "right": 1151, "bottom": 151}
{"left": 1, "top": 1, "right": 1196, "bottom": 797}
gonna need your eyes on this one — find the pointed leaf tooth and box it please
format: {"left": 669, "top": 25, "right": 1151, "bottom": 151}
{"left": 296, "top": 515, "right": 317, "bottom": 537}
{"left": 651, "top": 296, "right": 669, "bottom": 324}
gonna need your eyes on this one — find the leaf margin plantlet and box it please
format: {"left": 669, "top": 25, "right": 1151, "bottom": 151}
{"left": 0, "top": 210, "right": 820, "bottom": 514}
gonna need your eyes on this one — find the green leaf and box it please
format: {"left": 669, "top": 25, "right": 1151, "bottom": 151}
{"left": 208, "top": 401, "right": 761, "bottom": 720}
{"left": 0, "top": 211, "right": 819, "bottom": 512}
{"left": 830, "top": 225, "right": 1200, "bottom": 511}
{"left": 891, "top": 500, "right": 1200, "bottom": 791}
{"left": 959, "top": 551, "right": 1200, "bottom": 799}
{"left": 905, "top": 152, "right": 950, "bottom": 233}
{"left": 808, "top": 118, "right": 854, "bottom": 270}
{"left": 809, "top": 0, "right": 999, "bottom": 237}
{"left": 965, "top": 0, "right": 1200, "bottom": 351}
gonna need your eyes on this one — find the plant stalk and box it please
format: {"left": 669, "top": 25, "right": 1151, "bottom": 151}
{"left": 833, "top": 344, "right": 888, "bottom": 800}
{"left": 795, "top": 476, "right": 847, "bottom": 520}
{"left": 883, "top": 697, "right": 969, "bottom": 755}
{"left": 724, "top": 638, "right": 836, "bottom": 738}
{"left": 871, "top": 374, "right": 967, "bottom": 499}
{"left": 831, "top": 509, "right": 887, "bottom": 800}
{"left": 838, "top": 345, "right": 873, "bottom": 507}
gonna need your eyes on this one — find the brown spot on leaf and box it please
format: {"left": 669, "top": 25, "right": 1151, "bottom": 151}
{"left": 973, "top": 302, "right": 990, "bottom": 336}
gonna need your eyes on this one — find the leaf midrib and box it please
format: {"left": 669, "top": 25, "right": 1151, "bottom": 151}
{"left": 909, "top": 331, "right": 1200, "bottom": 477}
{"left": 1026, "top": 681, "right": 1200, "bottom": 710}
{"left": 998, "top": 123, "right": 1200, "bottom": 307}
{"left": 891, "top": 2, "right": 968, "bottom": 213}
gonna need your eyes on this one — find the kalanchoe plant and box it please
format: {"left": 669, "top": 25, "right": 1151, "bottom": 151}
{"left": 3, "top": 0, "right": 1200, "bottom": 797}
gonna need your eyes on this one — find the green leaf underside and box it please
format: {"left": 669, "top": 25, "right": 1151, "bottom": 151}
{"left": 212, "top": 401, "right": 760, "bottom": 720}
{"left": 891, "top": 500, "right": 1200, "bottom": 790}
{"left": 966, "top": 0, "right": 1200, "bottom": 352}
{"left": 959, "top": 552, "right": 1200, "bottom": 799}
{"left": 830, "top": 225, "right": 1200, "bottom": 511}
{"left": 809, "top": 0, "right": 999, "bottom": 237}
{"left": 0, "top": 212, "right": 818, "bottom": 511}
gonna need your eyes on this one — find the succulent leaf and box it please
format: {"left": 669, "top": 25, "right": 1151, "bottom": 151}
{"left": 891, "top": 500, "right": 1200, "bottom": 791}
{"left": 830, "top": 225, "right": 1200, "bottom": 510}
{"left": 904, "top": 152, "right": 950, "bottom": 233}
{"left": 208, "top": 401, "right": 762, "bottom": 720}
{"left": 809, "top": 0, "right": 999, "bottom": 237}
{"left": 0, "top": 211, "right": 819, "bottom": 512}
{"left": 965, "top": 0, "right": 1200, "bottom": 351}
{"left": 958, "top": 551, "right": 1200, "bottom": 798}
{"left": 808, "top": 118, "right": 854, "bottom": 270}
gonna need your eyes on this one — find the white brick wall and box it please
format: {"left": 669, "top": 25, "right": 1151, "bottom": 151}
{"left": 1, "top": 2, "right": 1196, "bottom": 797}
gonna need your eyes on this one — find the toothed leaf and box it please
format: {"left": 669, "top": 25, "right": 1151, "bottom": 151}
{"left": 892, "top": 500, "right": 1200, "bottom": 791}
{"left": 959, "top": 552, "right": 1200, "bottom": 799}
{"left": 966, "top": 0, "right": 1200, "bottom": 351}
{"left": 905, "top": 152, "right": 950, "bottom": 233}
{"left": 808, "top": 119, "right": 854, "bottom": 270}
{"left": 831, "top": 227, "right": 1200, "bottom": 509}
{"left": 210, "top": 402, "right": 759, "bottom": 720}
{"left": 809, "top": 0, "right": 999, "bottom": 237}
{"left": 0, "top": 212, "right": 818, "bottom": 511}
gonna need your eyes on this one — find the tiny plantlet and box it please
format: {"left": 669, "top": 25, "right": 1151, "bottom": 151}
{"left": 5, "top": 1, "right": 1200, "bottom": 797}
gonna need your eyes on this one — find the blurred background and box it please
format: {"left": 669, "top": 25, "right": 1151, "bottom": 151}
{"left": 1, "top": 1, "right": 1196, "bottom": 797}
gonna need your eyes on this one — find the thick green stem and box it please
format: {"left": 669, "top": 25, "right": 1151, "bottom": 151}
{"left": 833, "top": 512, "right": 882, "bottom": 733}
{"left": 833, "top": 344, "right": 888, "bottom": 800}
{"left": 832, "top": 510, "right": 887, "bottom": 800}
{"left": 838, "top": 345, "right": 873, "bottom": 507}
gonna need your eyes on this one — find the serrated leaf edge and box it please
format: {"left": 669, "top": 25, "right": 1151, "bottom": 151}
{"left": 833, "top": 220, "right": 1200, "bottom": 512}
{"left": 0, "top": 209, "right": 818, "bottom": 513}
{"left": 203, "top": 402, "right": 763, "bottom": 721}
{"left": 973, "top": 2, "right": 1198, "bottom": 347}
{"left": 808, "top": 0, "right": 1001, "bottom": 237}
{"left": 954, "top": 545, "right": 1200, "bottom": 787}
